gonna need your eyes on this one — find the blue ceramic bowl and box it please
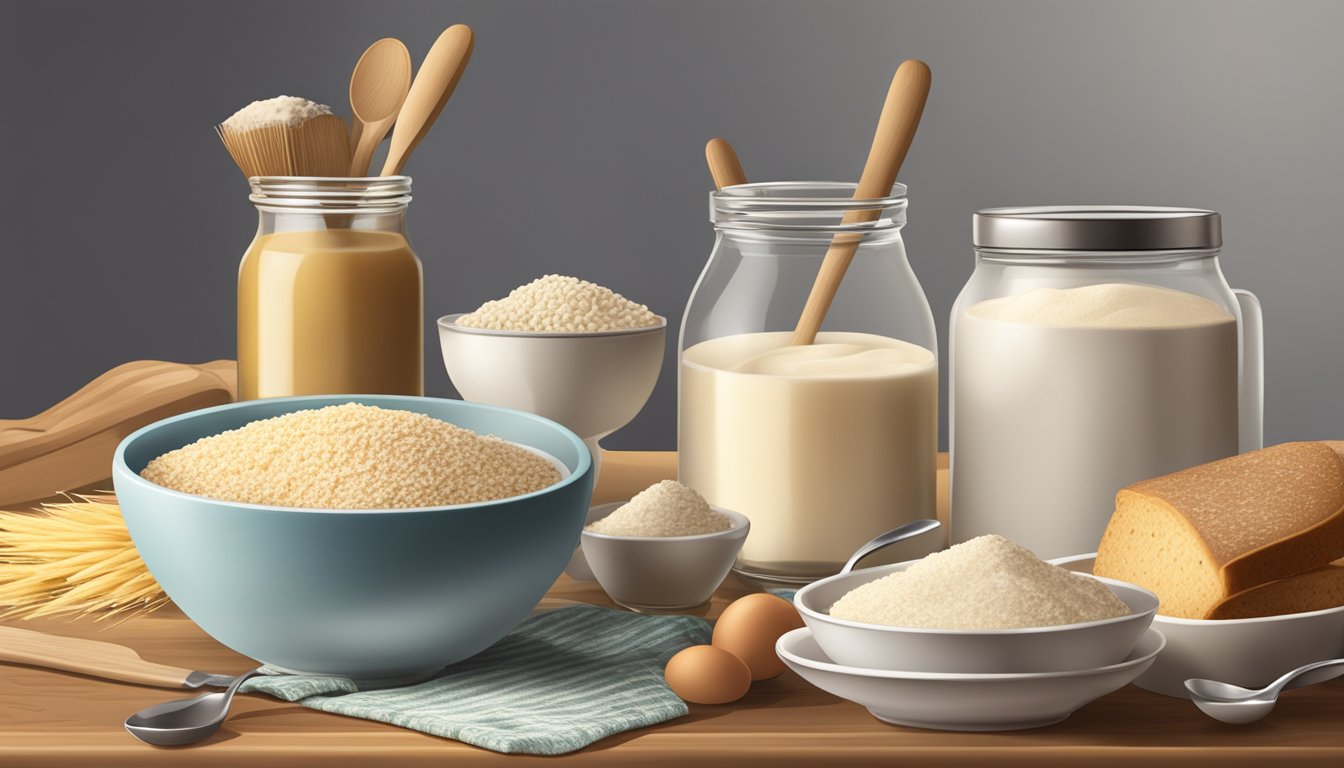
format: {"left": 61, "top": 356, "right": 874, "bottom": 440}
{"left": 113, "top": 395, "right": 594, "bottom": 685}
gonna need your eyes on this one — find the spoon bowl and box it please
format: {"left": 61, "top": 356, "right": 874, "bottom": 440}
{"left": 1185, "top": 657, "right": 1344, "bottom": 724}
{"left": 124, "top": 668, "right": 263, "bottom": 746}
{"left": 348, "top": 38, "right": 412, "bottom": 176}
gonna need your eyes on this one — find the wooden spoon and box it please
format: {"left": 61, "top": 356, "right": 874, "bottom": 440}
{"left": 793, "top": 60, "right": 931, "bottom": 345}
{"left": 348, "top": 38, "right": 412, "bottom": 177}
{"left": 380, "top": 25, "right": 475, "bottom": 176}
{"left": 705, "top": 137, "right": 749, "bottom": 189}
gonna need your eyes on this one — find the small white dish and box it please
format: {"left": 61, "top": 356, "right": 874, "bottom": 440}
{"left": 579, "top": 501, "right": 749, "bottom": 612}
{"left": 794, "top": 559, "right": 1158, "bottom": 673}
{"left": 777, "top": 626, "right": 1165, "bottom": 732}
{"left": 1053, "top": 554, "right": 1344, "bottom": 698}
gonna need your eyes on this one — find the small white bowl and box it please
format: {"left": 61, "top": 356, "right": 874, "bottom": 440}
{"left": 1054, "top": 554, "right": 1344, "bottom": 698}
{"left": 777, "top": 626, "right": 1165, "bottom": 732}
{"left": 580, "top": 501, "right": 749, "bottom": 612}
{"left": 794, "top": 559, "right": 1158, "bottom": 673}
{"left": 437, "top": 314, "right": 666, "bottom": 480}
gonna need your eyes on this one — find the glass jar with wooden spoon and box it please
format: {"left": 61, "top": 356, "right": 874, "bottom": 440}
{"left": 238, "top": 177, "right": 423, "bottom": 399}
{"left": 678, "top": 181, "right": 939, "bottom": 585}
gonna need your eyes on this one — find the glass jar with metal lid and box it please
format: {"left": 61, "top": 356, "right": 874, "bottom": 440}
{"left": 950, "top": 206, "right": 1263, "bottom": 559}
{"left": 239, "top": 176, "right": 422, "bottom": 400}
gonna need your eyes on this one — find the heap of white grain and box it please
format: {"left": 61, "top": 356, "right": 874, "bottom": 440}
{"left": 140, "top": 403, "right": 560, "bottom": 509}
{"left": 457, "top": 275, "right": 659, "bottom": 333}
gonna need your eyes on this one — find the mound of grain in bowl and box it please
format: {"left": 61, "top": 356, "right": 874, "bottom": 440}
{"left": 139, "top": 403, "right": 561, "bottom": 509}
{"left": 456, "top": 275, "right": 659, "bottom": 332}
{"left": 585, "top": 480, "right": 731, "bottom": 537}
{"left": 828, "top": 535, "right": 1129, "bottom": 630}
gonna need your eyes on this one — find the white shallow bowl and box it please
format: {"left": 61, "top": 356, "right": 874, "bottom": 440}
{"left": 580, "top": 502, "right": 749, "bottom": 612}
{"left": 1054, "top": 554, "right": 1344, "bottom": 698}
{"left": 777, "top": 626, "right": 1164, "bottom": 731}
{"left": 794, "top": 559, "right": 1158, "bottom": 673}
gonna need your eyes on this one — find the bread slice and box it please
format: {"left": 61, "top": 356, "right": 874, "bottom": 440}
{"left": 1094, "top": 442, "right": 1344, "bottom": 619}
{"left": 1206, "top": 561, "right": 1344, "bottom": 619}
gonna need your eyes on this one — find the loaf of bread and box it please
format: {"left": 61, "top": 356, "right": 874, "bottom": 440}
{"left": 1094, "top": 441, "right": 1344, "bottom": 619}
{"left": 1206, "top": 561, "right": 1344, "bottom": 620}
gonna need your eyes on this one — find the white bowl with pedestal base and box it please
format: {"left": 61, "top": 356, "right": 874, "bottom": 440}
{"left": 437, "top": 314, "right": 666, "bottom": 481}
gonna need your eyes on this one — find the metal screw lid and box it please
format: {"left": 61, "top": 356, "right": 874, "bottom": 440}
{"left": 973, "top": 206, "right": 1221, "bottom": 251}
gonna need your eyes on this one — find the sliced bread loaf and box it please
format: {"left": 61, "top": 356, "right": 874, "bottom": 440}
{"left": 1094, "top": 441, "right": 1344, "bottom": 619}
{"left": 1206, "top": 561, "right": 1344, "bottom": 619}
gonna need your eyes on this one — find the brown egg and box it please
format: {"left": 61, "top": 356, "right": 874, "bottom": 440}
{"left": 664, "top": 644, "right": 752, "bottom": 705}
{"left": 712, "top": 593, "right": 805, "bottom": 680}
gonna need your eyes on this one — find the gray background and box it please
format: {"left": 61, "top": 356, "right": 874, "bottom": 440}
{"left": 2, "top": 0, "right": 1341, "bottom": 450}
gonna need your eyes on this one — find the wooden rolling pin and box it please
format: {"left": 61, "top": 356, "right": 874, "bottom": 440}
{"left": 0, "top": 361, "right": 237, "bottom": 508}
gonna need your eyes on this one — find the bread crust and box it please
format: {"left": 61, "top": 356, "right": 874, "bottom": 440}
{"left": 1098, "top": 442, "right": 1344, "bottom": 618}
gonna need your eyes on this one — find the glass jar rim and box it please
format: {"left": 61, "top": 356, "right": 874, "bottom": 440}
{"left": 711, "top": 181, "right": 908, "bottom": 234}
{"left": 249, "top": 176, "right": 412, "bottom": 212}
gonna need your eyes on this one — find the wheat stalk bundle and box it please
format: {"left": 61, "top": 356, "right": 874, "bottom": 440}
{"left": 0, "top": 495, "right": 163, "bottom": 622}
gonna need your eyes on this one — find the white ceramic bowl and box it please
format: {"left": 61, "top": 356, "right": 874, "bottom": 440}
{"left": 1053, "top": 554, "right": 1344, "bottom": 698}
{"left": 437, "top": 314, "right": 666, "bottom": 479}
{"left": 580, "top": 502, "right": 749, "bottom": 612}
{"left": 777, "top": 626, "right": 1165, "bottom": 731}
{"left": 794, "top": 559, "right": 1158, "bottom": 673}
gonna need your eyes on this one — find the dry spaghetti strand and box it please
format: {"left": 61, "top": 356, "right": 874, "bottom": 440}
{"left": 0, "top": 495, "right": 165, "bottom": 621}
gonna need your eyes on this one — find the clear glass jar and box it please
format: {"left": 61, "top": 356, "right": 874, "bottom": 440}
{"left": 679, "top": 182, "right": 939, "bottom": 584}
{"left": 950, "top": 206, "right": 1263, "bottom": 559}
{"left": 239, "top": 177, "right": 423, "bottom": 400}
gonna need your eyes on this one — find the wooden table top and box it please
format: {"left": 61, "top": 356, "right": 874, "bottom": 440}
{"left": 3, "top": 452, "right": 1343, "bottom": 766}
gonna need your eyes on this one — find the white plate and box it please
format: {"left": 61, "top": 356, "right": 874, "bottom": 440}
{"left": 777, "top": 626, "right": 1164, "bottom": 731}
{"left": 1053, "top": 554, "right": 1344, "bottom": 698}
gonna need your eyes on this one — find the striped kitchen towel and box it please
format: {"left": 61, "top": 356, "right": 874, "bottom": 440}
{"left": 239, "top": 605, "right": 711, "bottom": 755}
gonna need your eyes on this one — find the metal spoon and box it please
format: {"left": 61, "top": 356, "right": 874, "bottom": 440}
{"left": 840, "top": 518, "right": 941, "bottom": 575}
{"left": 124, "top": 667, "right": 264, "bottom": 746}
{"left": 1185, "top": 658, "right": 1344, "bottom": 724}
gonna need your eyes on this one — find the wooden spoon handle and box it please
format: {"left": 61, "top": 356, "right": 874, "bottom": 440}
{"left": 706, "top": 138, "right": 749, "bottom": 189}
{"left": 380, "top": 25, "right": 475, "bottom": 176}
{"left": 349, "top": 121, "right": 379, "bottom": 177}
{"left": 0, "top": 624, "right": 192, "bottom": 688}
{"left": 793, "top": 60, "right": 931, "bottom": 345}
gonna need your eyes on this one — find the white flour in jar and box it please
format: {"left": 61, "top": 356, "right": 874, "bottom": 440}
{"left": 951, "top": 283, "right": 1238, "bottom": 559}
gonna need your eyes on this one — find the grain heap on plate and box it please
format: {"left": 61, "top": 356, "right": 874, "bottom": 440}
{"left": 586, "top": 480, "right": 730, "bottom": 537}
{"left": 139, "top": 403, "right": 560, "bottom": 509}
{"left": 456, "top": 275, "right": 659, "bottom": 332}
{"left": 829, "top": 534, "right": 1129, "bottom": 630}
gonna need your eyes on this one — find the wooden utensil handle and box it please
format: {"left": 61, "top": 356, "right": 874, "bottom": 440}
{"left": 0, "top": 624, "right": 190, "bottom": 688}
{"left": 706, "top": 138, "right": 749, "bottom": 190}
{"left": 0, "top": 360, "right": 237, "bottom": 507}
{"left": 793, "top": 60, "right": 931, "bottom": 345}
{"left": 380, "top": 25, "right": 475, "bottom": 176}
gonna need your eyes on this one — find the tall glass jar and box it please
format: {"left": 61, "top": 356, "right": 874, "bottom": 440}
{"left": 679, "top": 182, "right": 939, "bottom": 584}
{"left": 239, "top": 177, "right": 423, "bottom": 400}
{"left": 950, "top": 206, "right": 1264, "bottom": 559}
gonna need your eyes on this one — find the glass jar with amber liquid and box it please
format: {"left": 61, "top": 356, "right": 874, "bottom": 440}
{"left": 239, "top": 177, "right": 422, "bottom": 399}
